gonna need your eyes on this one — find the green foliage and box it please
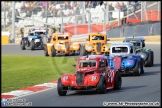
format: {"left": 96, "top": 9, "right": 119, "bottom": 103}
{"left": 2, "top": 55, "right": 77, "bottom": 93}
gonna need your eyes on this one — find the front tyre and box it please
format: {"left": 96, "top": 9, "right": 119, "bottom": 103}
{"left": 133, "top": 60, "right": 140, "bottom": 76}
{"left": 97, "top": 76, "right": 106, "bottom": 94}
{"left": 20, "top": 39, "right": 25, "bottom": 50}
{"left": 140, "top": 58, "right": 144, "bottom": 74}
{"left": 113, "top": 71, "right": 122, "bottom": 90}
{"left": 80, "top": 45, "right": 86, "bottom": 56}
{"left": 30, "top": 40, "right": 35, "bottom": 51}
{"left": 57, "top": 78, "right": 67, "bottom": 96}
{"left": 145, "top": 51, "right": 154, "bottom": 67}
{"left": 44, "top": 45, "right": 49, "bottom": 56}
{"left": 50, "top": 45, "right": 56, "bottom": 57}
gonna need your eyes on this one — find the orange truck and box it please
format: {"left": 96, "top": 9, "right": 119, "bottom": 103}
{"left": 44, "top": 33, "right": 81, "bottom": 56}
{"left": 80, "top": 33, "right": 111, "bottom": 56}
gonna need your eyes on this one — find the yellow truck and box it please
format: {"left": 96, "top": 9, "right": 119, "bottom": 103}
{"left": 80, "top": 33, "right": 111, "bottom": 56}
{"left": 44, "top": 33, "right": 80, "bottom": 56}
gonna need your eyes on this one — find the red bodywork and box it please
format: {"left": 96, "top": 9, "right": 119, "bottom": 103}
{"left": 113, "top": 56, "right": 122, "bottom": 70}
{"left": 60, "top": 55, "right": 119, "bottom": 90}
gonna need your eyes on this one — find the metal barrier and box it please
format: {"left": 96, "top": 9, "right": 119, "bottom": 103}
{"left": 107, "top": 21, "right": 161, "bottom": 38}
{"left": 1, "top": 1, "right": 161, "bottom": 43}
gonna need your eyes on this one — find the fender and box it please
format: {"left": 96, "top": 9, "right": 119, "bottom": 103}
{"left": 106, "top": 56, "right": 115, "bottom": 69}
{"left": 20, "top": 37, "right": 28, "bottom": 46}
{"left": 84, "top": 73, "right": 101, "bottom": 86}
{"left": 121, "top": 57, "right": 137, "bottom": 69}
{"left": 28, "top": 36, "right": 39, "bottom": 39}
{"left": 143, "top": 48, "right": 151, "bottom": 52}
{"left": 107, "top": 56, "right": 122, "bottom": 70}
{"left": 113, "top": 56, "right": 122, "bottom": 70}
{"left": 132, "top": 55, "right": 142, "bottom": 62}
{"left": 61, "top": 74, "right": 73, "bottom": 86}
{"left": 70, "top": 43, "right": 80, "bottom": 50}
{"left": 136, "top": 51, "right": 148, "bottom": 61}
{"left": 84, "top": 43, "right": 93, "bottom": 52}
{"left": 107, "top": 69, "right": 117, "bottom": 88}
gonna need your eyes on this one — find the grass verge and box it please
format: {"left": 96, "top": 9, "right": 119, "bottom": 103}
{"left": 2, "top": 55, "right": 77, "bottom": 93}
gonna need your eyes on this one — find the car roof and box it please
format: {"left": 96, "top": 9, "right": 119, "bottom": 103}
{"left": 53, "top": 33, "right": 71, "bottom": 36}
{"left": 78, "top": 55, "right": 106, "bottom": 60}
{"left": 90, "top": 33, "right": 106, "bottom": 36}
{"left": 124, "top": 36, "right": 145, "bottom": 41}
{"left": 111, "top": 42, "right": 133, "bottom": 47}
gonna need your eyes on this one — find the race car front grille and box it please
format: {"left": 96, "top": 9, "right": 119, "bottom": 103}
{"left": 65, "top": 42, "right": 69, "bottom": 50}
{"left": 96, "top": 43, "right": 101, "bottom": 52}
{"left": 76, "top": 72, "right": 84, "bottom": 86}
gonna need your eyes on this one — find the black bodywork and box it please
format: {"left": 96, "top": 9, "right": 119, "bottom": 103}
{"left": 123, "top": 36, "right": 154, "bottom": 67}
{"left": 20, "top": 35, "right": 46, "bottom": 50}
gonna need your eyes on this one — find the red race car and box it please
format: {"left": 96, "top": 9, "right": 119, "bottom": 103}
{"left": 57, "top": 55, "right": 122, "bottom": 96}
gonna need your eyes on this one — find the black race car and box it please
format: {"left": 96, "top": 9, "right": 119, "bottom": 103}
{"left": 20, "top": 28, "right": 48, "bottom": 50}
{"left": 123, "top": 36, "right": 154, "bottom": 67}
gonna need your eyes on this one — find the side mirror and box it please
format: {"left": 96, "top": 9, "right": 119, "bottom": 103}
{"left": 100, "top": 64, "right": 105, "bottom": 67}
{"left": 107, "top": 39, "right": 110, "bottom": 41}
{"left": 72, "top": 64, "right": 76, "bottom": 67}
{"left": 142, "top": 43, "right": 145, "bottom": 47}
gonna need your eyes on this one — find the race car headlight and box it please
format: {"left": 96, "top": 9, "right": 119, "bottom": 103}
{"left": 91, "top": 76, "right": 97, "bottom": 81}
{"left": 63, "top": 76, "right": 69, "bottom": 80}
{"left": 86, "top": 46, "right": 93, "bottom": 50}
{"left": 105, "top": 46, "right": 110, "bottom": 50}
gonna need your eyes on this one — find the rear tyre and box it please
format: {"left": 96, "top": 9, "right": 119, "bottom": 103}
{"left": 140, "top": 58, "right": 144, "bottom": 74}
{"left": 80, "top": 45, "right": 86, "bottom": 56}
{"left": 50, "top": 45, "right": 56, "bottom": 57}
{"left": 151, "top": 51, "right": 154, "bottom": 66}
{"left": 65, "top": 54, "right": 69, "bottom": 56}
{"left": 20, "top": 39, "right": 25, "bottom": 50}
{"left": 113, "top": 71, "right": 122, "bottom": 90}
{"left": 133, "top": 60, "right": 140, "bottom": 76}
{"left": 30, "top": 40, "right": 35, "bottom": 51}
{"left": 65, "top": 42, "right": 69, "bottom": 50}
{"left": 44, "top": 45, "right": 49, "bottom": 56}
{"left": 97, "top": 76, "right": 106, "bottom": 94}
{"left": 57, "top": 78, "right": 67, "bottom": 96}
{"left": 145, "top": 51, "right": 154, "bottom": 67}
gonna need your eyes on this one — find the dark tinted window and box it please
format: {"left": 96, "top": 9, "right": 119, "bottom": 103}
{"left": 92, "top": 36, "right": 104, "bottom": 40}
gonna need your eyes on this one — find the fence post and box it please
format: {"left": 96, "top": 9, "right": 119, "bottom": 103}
{"left": 106, "top": 3, "right": 109, "bottom": 25}
{"left": 103, "top": 11, "right": 106, "bottom": 32}
{"left": 4, "top": 6, "right": 6, "bottom": 31}
{"left": 32, "top": 11, "right": 34, "bottom": 26}
{"left": 141, "top": 2, "right": 144, "bottom": 22}
{"left": 61, "top": 14, "right": 63, "bottom": 33}
{"left": 59, "top": 24, "right": 61, "bottom": 32}
{"left": 74, "top": 14, "right": 77, "bottom": 35}
{"left": 127, "top": 3, "right": 129, "bottom": 19}
{"left": 82, "top": 1, "right": 86, "bottom": 24}
{"left": 88, "top": 13, "right": 91, "bottom": 34}
{"left": 45, "top": 1, "right": 48, "bottom": 28}
{"left": 12, "top": 1, "right": 15, "bottom": 43}
{"left": 158, "top": 1, "right": 160, "bottom": 20}
{"left": 118, "top": 9, "right": 120, "bottom": 26}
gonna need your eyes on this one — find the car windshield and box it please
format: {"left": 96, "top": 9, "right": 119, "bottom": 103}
{"left": 35, "top": 32, "right": 46, "bottom": 35}
{"left": 112, "top": 47, "right": 128, "bottom": 53}
{"left": 78, "top": 60, "right": 96, "bottom": 68}
{"left": 92, "top": 36, "right": 104, "bottom": 40}
{"left": 58, "top": 36, "right": 69, "bottom": 40}
{"left": 133, "top": 43, "right": 140, "bottom": 46}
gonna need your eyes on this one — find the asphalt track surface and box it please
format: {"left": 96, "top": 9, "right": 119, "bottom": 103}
{"left": 1, "top": 44, "right": 161, "bottom": 107}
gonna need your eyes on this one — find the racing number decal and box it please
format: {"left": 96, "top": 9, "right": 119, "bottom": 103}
{"left": 58, "top": 45, "right": 60, "bottom": 50}
{"left": 108, "top": 70, "right": 114, "bottom": 83}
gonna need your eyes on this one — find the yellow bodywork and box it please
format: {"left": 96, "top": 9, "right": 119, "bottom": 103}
{"left": 46, "top": 33, "right": 80, "bottom": 55}
{"left": 84, "top": 33, "right": 111, "bottom": 55}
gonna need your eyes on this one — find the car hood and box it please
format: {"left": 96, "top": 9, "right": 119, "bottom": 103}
{"left": 76, "top": 67, "right": 97, "bottom": 73}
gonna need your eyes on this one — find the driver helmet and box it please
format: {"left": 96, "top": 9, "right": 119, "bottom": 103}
{"left": 97, "top": 37, "right": 101, "bottom": 40}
